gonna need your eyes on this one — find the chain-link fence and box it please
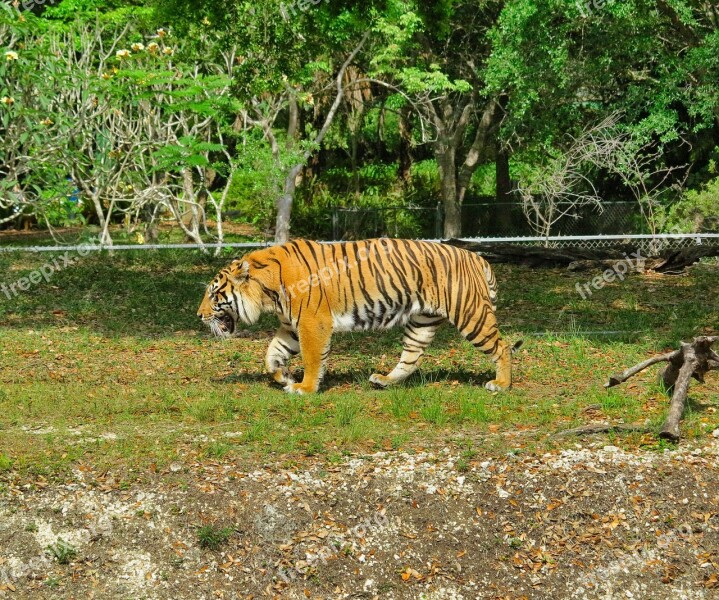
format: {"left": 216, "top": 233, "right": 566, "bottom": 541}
{"left": 332, "top": 200, "right": 646, "bottom": 240}
{"left": 464, "top": 234, "right": 719, "bottom": 254}
{"left": 331, "top": 205, "right": 443, "bottom": 240}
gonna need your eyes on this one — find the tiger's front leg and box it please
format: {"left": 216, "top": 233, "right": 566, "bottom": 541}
{"left": 265, "top": 324, "right": 300, "bottom": 386}
{"left": 284, "top": 319, "right": 333, "bottom": 394}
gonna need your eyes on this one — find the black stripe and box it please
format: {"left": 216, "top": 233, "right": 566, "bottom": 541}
{"left": 277, "top": 341, "right": 298, "bottom": 356}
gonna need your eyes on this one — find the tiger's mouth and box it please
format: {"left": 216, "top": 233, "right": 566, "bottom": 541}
{"left": 203, "top": 312, "right": 236, "bottom": 338}
{"left": 220, "top": 313, "right": 235, "bottom": 334}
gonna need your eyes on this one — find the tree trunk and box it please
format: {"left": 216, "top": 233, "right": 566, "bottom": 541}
{"left": 182, "top": 168, "right": 200, "bottom": 235}
{"left": 351, "top": 130, "right": 360, "bottom": 197}
{"left": 496, "top": 147, "right": 511, "bottom": 202}
{"left": 436, "top": 142, "right": 460, "bottom": 238}
{"left": 433, "top": 98, "right": 500, "bottom": 239}
{"left": 456, "top": 99, "right": 499, "bottom": 205}
{"left": 398, "top": 105, "right": 413, "bottom": 186}
{"left": 495, "top": 146, "right": 513, "bottom": 235}
{"left": 275, "top": 164, "right": 302, "bottom": 245}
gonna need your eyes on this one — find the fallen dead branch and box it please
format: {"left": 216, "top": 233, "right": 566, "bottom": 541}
{"left": 605, "top": 336, "right": 719, "bottom": 442}
{"left": 445, "top": 239, "right": 719, "bottom": 270}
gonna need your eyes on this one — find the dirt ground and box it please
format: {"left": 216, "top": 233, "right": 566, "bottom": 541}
{"left": 1, "top": 435, "right": 719, "bottom": 600}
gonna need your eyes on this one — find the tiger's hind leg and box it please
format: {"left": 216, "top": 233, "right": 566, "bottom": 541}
{"left": 370, "top": 316, "right": 444, "bottom": 388}
{"left": 265, "top": 324, "right": 300, "bottom": 386}
{"left": 481, "top": 338, "right": 512, "bottom": 392}
{"left": 457, "top": 307, "right": 513, "bottom": 391}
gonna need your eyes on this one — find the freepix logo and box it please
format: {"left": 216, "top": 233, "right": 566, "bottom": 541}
{"left": 18, "top": 0, "right": 61, "bottom": 12}
{"left": 1, "top": 240, "right": 98, "bottom": 300}
{"left": 280, "top": 0, "right": 328, "bottom": 20}
{"left": 575, "top": 250, "right": 645, "bottom": 300}
{"left": 576, "top": 0, "right": 616, "bottom": 18}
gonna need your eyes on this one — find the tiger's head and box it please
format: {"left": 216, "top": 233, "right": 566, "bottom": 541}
{"left": 197, "top": 259, "right": 267, "bottom": 338}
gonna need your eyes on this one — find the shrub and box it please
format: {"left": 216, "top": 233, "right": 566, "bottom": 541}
{"left": 666, "top": 176, "right": 719, "bottom": 233}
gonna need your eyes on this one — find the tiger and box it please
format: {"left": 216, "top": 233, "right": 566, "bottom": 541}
{"left": 197, "top": 238, "right": 519, "bottom": 394}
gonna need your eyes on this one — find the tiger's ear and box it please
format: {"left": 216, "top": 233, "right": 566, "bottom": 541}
{"left": 229, "top": 259, "right": 250, "bottom": 284}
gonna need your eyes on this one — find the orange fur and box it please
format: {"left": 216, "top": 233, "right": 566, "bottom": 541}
{"left": 198, "top": 239, "right": 516, "bottom": 394}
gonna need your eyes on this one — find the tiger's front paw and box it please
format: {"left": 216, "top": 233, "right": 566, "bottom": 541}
{"left": 369, "top": 373, "right": 391, "bottom": 388}
{"left": 284, "top": 382, "right": 318, "bottom": 395}
{"left": 484, "top": 379, "right": 510, "bottom": 392}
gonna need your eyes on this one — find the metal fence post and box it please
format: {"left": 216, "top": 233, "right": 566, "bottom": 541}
{"left": 435, "top": 202, "right": 443, "bottom": 239}
{"left": 332, "top": 208, "right": 339, "bottom": 240}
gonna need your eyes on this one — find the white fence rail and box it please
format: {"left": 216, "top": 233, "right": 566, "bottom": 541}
{"left": 0, "top": 233, "right": 718, "bottom": 253}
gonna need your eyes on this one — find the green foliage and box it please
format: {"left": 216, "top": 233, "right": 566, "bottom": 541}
{"left": 410, "top": 160, "right": 440, "bottom": 198}
{"left": 224, "top": 134, "right": 305, "bottom": 230}
{"left": 470, "top": 163, "right": 496, "bottom": 198}
{"left": 197, "top": 525, "right": 234, "bottom": 550}
{"left": 152, "top": 136, "right": 226, "bottom": 172}
{"left": 486, "top": 0, "right": 719, "bottom": 148}
{"left": 47, "top": 538, "right": 77, "bottom": 564}
{"left": 665, "top": 175, "right": 719, "bottom": 233}
{"left": 0, "top": 3, "right": 238, "bottom": 238}
{"left": 42, "top": 0, "right": 152, "bottom": 26}
{"left": 41, "top": 187, "right": 86, "bottom": 228}
{"left": 2, "top": 0, "right": 717, "bottom": 239}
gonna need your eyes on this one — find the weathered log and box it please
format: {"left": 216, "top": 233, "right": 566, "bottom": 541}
{"left": 652, "top": 247, "right": 719, "bottom": 273}
{"left": 566, "top": 258, "right": 652, "bottom": 273}
{"left": 444, "top": 239, "right": 719, "bottom": 272}
{"left": 446, "top": 240, "right": 640, "bottom": 267}
{"left": 605, "top": 336, "right": 718, "bottom": 442}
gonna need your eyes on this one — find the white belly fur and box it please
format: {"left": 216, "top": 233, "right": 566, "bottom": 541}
{"left": 331, "top": 301, "right": 423, "bottom": 333}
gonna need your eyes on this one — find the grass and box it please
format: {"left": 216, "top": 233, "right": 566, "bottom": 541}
{"left": 196, "top": 525, "right": 235, "bottom": 550}
{"left": 0, "top": 241, "right": 717, "bottom": 479}
{"left": 47, "top": 538, "right": 77, "bottom": 565}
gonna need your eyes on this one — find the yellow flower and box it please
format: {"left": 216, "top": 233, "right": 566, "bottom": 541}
{"left": 131, "top": 43, "right": 145, "bottom": 52}
{"left": 5, "top": 51, "right": 19, "bottom": 61}
{"left": 162, "top": 47, "right": 174, "bottom": 56}
{"left": 40, "top": 118, "right": 53, "bottom": 126}
{"left": 102, "top": 72, "right": 113, "bottom": 80}
{"left": 116, "top": 49, "right": 131, "bottom": 59}
{"left": 156, "top": 28, "right": 167, "bottom": 38}
{"left": 201, "top": 17, "right": 211, "bottom": 25}
{"left": 0, "top": 96, "right": 15, "bottom": 105}
{"left": 147, "top": 42, "right": 160, "bottom": 54}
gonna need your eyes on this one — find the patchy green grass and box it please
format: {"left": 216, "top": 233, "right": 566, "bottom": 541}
{"left": 196, "top": 525, "right": 235, "bottom": 551}
{"left": 0, "top": 245, "right": 718, "bottom": 479}
{"left": 46, "top": 539, "right": 77, "bottom": 565}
